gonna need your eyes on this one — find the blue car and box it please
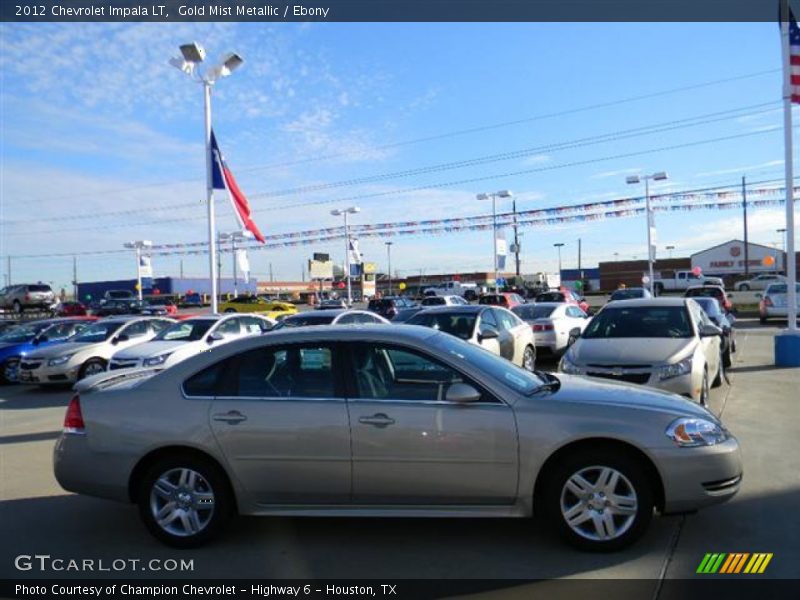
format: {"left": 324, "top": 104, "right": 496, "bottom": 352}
{"left": 0, "top": 318, "right": 95, "bottom": 383}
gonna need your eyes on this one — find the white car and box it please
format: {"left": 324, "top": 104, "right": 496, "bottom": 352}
{"left": 512, "top": 302, "right": 590, "bottom": 356}
{"left": 108, "top": 314, "right": 274, "bottom": 372}
{"left": 405, "top": 305, "right": 537, "bottom": 371}
{"left": 18, "top": 317, "right": 175, "bottom": 385}
{"left": 274, "top": 309, "right": 390, "bottom": 329}
{"left": 560, "top": 298, "right": 723, "bottom": 405}
{"left": 420, "top": 295, "right": 469, "bottom": 307}
{"left": 736, "top": 273, "right": 785, "bottom": 291}
{"left": 759, "top": 282, "right": 800, "bottom": 323}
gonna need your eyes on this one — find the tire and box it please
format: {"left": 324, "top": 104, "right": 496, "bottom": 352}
{"left": 723, "top": 347, "right": 732, "bottom": 369}
{"left": 712, "top": 355, "right": 723, "bottom": 388}
{"left": 224, "top": 308, "right": 236, "bottom": 313}
{"left": 653, "top": 283, "right": 663, "bottom": 297}
{"left": 759, "top": 316, "right": 767, "bottom": 325}
{"left": 542, "top": 449, "right": 654, "bottom": 552}
{"left": 1, "top": 358, "right": 19, "bottom": 384}
{"left": 12, "top": 300, "right": 22, "bottom": 314}
{"left": 522, "top": 345, "right": 536, "bottom": 372}
{"left": 137, "top": 454, "right": 233, "bottom": 548}
{"left": 78, "top": 358, "right": 107, "bottom": 380}
{"left": 739, "top": 284, "right": 750, "bottom": 291}
{"left": 699, "top": 368, "right": 710, "bottom": 406}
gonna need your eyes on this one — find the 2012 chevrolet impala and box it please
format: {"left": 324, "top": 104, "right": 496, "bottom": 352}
{"left": 54, "top": 325, "right": 742, "bottom": 551}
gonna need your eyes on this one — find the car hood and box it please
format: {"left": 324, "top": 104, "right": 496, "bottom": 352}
{"left": 544, "top": 373, "right": 712, "bottom": 419}
{"left": 113, "top": 340, "right": 196, "bottom": 359}
{"left": 25, "top": 341, "right": 100, "bottom": 359}
{"left": 569, "top": 337, "right": 694, "bottom": 365}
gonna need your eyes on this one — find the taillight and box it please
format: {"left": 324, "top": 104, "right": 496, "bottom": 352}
{"left": 533, "top": 324, "right": 555, "bottom": 332}
{"left": 25, "top": 294, "right": 31, "bottom": 301}
{"left": 63, "top": 394, "right": 85, "bottom": 434}
{"left": 764, "top": 297, "right": 773, "bottom": 307}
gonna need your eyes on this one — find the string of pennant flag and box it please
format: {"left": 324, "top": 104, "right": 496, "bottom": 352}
{"left": 147, "top": 192, "right": 788, "bottom": 257}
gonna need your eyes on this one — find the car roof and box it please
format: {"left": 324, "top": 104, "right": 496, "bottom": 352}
{"left": 602, "top": 297, "right": 688, "bottom": 308}
{"left": 413, "top": 305, "right": 485, "bottom": 314}
{"left": 518, "top": 302, "right": 564, "bottom": 308}
{"left": 686, "top": 285, "right": 725, "bottom": 291}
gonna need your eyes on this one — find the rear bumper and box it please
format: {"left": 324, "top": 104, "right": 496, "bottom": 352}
{"left": 53, "top": 434, "right": 132, "bottom": 503}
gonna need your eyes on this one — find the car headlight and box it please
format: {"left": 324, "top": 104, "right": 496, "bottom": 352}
{"left": 48, "top": 354, "right": 75, "bottom": 366}
{"left": 666, "top": 417, "right": 730, "bottom": 447}
{"left": 143, "top": 353, "right": 172, "bottom": 367}
{"left": 657, "top": 358, "right": 692, "bottom": 381}
{"left": 559, "top": 350, "right": 585, "bottom": 375}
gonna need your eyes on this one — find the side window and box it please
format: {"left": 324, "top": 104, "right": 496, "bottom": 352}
{"left": 688, "top": 302, "right": 709, "bottom": 329}
{"left": 232, "top": 345, "right": 335, "bottom": 398}
{"left": 217, "top": 318, "right": 241, "bottom": 336}
{"left": 336, "top": 313, "right": 359, "bottom": 325}
{"left": 240, "top": 316, "right": 266, "bottom": 334}
{"left": 566, "top": 306, "right": 583, "bottom": 318}
{"left": 480, "top": 309, "right": 498, "bottom": 330}
{"left": 151, "top": 319, "right": 172, "bottom": 333}
{"left": 123, "top": 321, "right": 151, "bottom": 338}
{"left": 43, "top": 323, "right": 74, "bottom": 339}
{"left": 183, "top": 359, "right": 231, "bottom": 397}
{"left": 679, "top": 273, "right": 687, "bottom": 280}
{"left": 494, "top": 309, "right": 517, "bottom": 331}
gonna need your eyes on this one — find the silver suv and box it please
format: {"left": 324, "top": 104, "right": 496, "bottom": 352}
{"left": 0, "top": 284, "right": 56, "bottom": 313}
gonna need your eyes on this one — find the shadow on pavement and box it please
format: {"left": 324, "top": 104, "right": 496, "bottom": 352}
{"left": 0, "top": 430, "right": 60, "bottom": 445}
{"left": 0, "top": 386, "right": 72, "bottom": 410}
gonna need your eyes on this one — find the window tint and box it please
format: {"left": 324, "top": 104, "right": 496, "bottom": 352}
{"left": 28, "top": 284, "right": 52, "bottom": 293}
{"left": 405, "top": 312, "right": 477, "bottom": 340}
{"left": 567, "top": 306, "right": 586, "bottom": 318}
{"left": 494, "top": 309, "right": 519, "bottom": 331}
{"left": 233, "top": 345, "right": 335, "bottom": 398}
{"left": 42, "top": 323, "right": 78, "bottom": 339}
{"left": 217, "top": 318, "right": 241, "bottom": 336}
{"left": 535, "top": 292, "right": 565, "bottom": 303}
{"left": 151, "top": 319, "right": 173, "bottom": 332}
{"left": 513, "top": 305, "right": 556, "bottom": 320}
{"left": 123, "top": 321, "right": 151, "bottom": 338}
{"left": 351, "top": 343, "right": 482, "bottom": 402}
{"left": 240, "top": 316, "right": 268, "bottom": 333}
{"left": 183, "top": 361, "right": 228, "bottom": 397}
{"left": 480, "top": 309, "right": 498, "bottom": 329}
{"left": 158, "top": 320, "right": 213, "bottom": 341}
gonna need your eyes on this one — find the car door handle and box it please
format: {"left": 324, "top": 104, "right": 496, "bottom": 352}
{"left": 358, "top": 413, "right": 395, "bottom": 428}
{"left": 212, "top": 410, "right": 247, "bottom": 424}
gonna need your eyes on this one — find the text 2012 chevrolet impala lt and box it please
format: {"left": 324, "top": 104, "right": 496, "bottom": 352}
{"left": 54, "top": 325, "right": 742, "bottom": 551}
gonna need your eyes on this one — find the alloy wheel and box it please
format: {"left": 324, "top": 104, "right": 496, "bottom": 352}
{"left": 83, "top": 361, "right": 105, "bottom": 377}
{"left": 559, "top": 466, "right": 638, "bottom": 542}
{"left": 4, "top": 359, "right": 19, "bottom": 382}
{"left": 523, "top": 347, "right": 536, "bottom": 371}
{"left": 149, "top": 468, "right": 215, "bottom": 538}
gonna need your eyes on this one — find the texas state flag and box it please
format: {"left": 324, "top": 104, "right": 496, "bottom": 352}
{"left": 210, "top": 130, "right": 266, "bottom": 243}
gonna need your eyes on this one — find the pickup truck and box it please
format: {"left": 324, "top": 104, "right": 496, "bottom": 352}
{"left": 654, "top": 271, "right": 724, "bottom": 294}
{"left": 422, "top": 281, "right": 479, "bottom": 301}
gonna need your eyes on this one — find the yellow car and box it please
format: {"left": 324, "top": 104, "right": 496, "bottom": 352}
{"left": 219, "top": 297, "right": 298, "bottom": 320}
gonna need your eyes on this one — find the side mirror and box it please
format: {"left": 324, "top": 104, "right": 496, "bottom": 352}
{"left": 478, "top": 327, "right": 499, "bottom": 342}
{"left": 206, "top": 331, "right": 225, "bottom": 344}
{"left": 700, "top": 324, "right": 722, "bottom": 338}
{"left": 112, "top": 333, "right": 129, "bottom": 345}
{"left": 446, "top": 382, "right": 482, "bottom": 403}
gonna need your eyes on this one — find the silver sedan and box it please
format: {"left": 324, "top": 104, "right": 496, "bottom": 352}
{"left": 54, "top": 325, "right": 741, "bottom": 551}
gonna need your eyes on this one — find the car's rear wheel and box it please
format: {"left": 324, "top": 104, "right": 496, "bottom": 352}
{"left": 224, "top": 308, "right": 236, "bottom": 313}
{"left": 739, "top": 284, "right": 750, "bottom": 291}
{"left": 543, "top": 450, "right": 653, "bottom": 552}
{"left": 699, "top": 368, "right": 710, "bottom": 406}
{"left": 78, "top": 358, "right": 106, "bottom": 379}
{"left": 138, "top": 455, "right": 232, "bottom": 548}
{"left": 522, "top": 345, "right": 536, "bottom": 372}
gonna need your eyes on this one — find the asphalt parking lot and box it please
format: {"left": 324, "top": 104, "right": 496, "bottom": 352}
{"left": 0, "top": 319, "right": 798, "bottom": 585}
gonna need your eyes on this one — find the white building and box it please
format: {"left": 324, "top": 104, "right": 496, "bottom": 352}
{"left": 691, "top": 240, "right": 785, "bottom": 276}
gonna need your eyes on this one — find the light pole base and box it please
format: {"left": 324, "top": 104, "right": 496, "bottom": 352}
{"left": 774, "top": 330, "right": 800, "bottom": 367}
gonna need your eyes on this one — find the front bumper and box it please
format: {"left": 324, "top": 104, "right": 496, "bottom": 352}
{"left": 18, "top": 359, "right": 80, "bottom": 385}
{"left": 654, "top": 436, "right": 742, "bottom": 513}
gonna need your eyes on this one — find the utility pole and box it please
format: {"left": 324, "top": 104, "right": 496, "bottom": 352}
{"left": 513, "top": 198, "right": 521, "bottom": 278}
{"left": 180, "top": 259, "right": 184, "bottom": 279}
{"left": 72, "top": 256, "right": 78, "bottom": 301}
{"left": 742, "top": 176, "right": 749, "bottom": 276}
{"left": 6, "top": 256, "right": 11, "bottom": 287}
{"left": 578, "top": 238, "right": 582, "bottom": 270}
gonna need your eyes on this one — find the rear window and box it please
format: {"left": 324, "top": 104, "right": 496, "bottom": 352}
{"left": 28, "top": 285, "right": 52, "bottom": 292}
{"left": 513, "top": 305, "right": 556, "bottom": 319}
{"left": 479, "top": 295, "right": 504, "bottom": 305}
{"left": 536, "top": 292, "right": 565, "bottom": 303}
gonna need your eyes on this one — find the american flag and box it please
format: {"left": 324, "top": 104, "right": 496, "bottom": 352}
{"left": 790, "top": 8, "right": 800, "bottom": 103}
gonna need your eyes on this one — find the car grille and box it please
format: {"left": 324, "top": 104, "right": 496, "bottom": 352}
{"left": 587, "top": 364, "right": 652, "bottom": 369}
{"left": 589, "top": 372, "right": 652, "bottom": 385}
{"left": 20, "top": 361, "right": 42, "bottom": 371}
{"left": 109, "top": 361, "right": 136, "bottom": 370}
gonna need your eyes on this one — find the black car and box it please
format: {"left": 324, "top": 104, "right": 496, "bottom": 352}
{"left": 692, "top": 296, "right": 736, "bottom": 367}
{"left": 367, "top": 296, "right": 417, "bottom": 320}
{"left": 93, "top": 300, "right": 141, "bottom": 317}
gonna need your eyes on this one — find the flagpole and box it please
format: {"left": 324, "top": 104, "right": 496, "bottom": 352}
{"left": 777, "top": 0, "right": 799, "bottom": 366}
{"left": 204, "top": 81, "right": 219, "bottom": 315}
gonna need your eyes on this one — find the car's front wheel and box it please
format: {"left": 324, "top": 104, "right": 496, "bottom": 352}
{"left": 543, "top": 450, "right": 654, "bottom": 552}
{"left": 738, "top": 284, "right": 750, "bottom": 291}
{"left": 78, "top": 358, "right": 106, "bottom": 379}
{"left": 0, "top": 358, "right": 19, "bottom": 384}
{"left": 522, "top": 345, "right": 536, "bottom": 372}
{"left": 138, "top": 455, "right": 232, "bottom": 548}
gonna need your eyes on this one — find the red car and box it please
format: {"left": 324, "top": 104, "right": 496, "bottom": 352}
{"left": 478, "top": 292, "right": 526, "bottom": 309}
{"left": 56, "top": 301, "right": 88, "bottom": 317}
{"left": 534, "top": 289, "right": 591, "bottom": 314}
{"left": 685, "top": 285, "right": 733, "bottom": 313}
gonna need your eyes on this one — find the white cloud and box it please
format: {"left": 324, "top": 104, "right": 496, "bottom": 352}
{"left": 590, "top": 167, "right": 642, "bottom": 179}
{"left": 694, "top": 160, "right": 784, "bottom": 178}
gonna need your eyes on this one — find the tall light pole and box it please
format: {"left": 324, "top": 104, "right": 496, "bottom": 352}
{"left": 666, "top": 245, "right": 675, "bottom": 259}
{"left": 554, "top": 243, "right": 565, "bottom": 279}
{"left": 171, "top": 42, "right": 244, "bottom": 315}
{"left": 477, "top": 190, "right": 512, "bottom": 293}
{"left": 123, "top": 240, "right": 153, "bottom": 302}
{"left": 626, "top": 171, "right": 668, "bottom": 294}
{"left": 219, "top": 231, "right": 252, "bottom": 297}
{"left": 331, "top": 206, "right": 360, "bottom": 305}
{"left": 385, "top": 241, "right": 393, "bottom": 296}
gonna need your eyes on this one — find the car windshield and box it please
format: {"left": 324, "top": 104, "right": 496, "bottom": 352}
{"left": 767, "top": 283, "right": 800, "bottom": 294}
{"left": 406, "top": 312, "right": 477, "bottom": 340}
{"left": 421, "top": 297, "right": 446, "bottom": 305}
{"left": 0, "top": 322, "right": 49, "bottom": 343}
{"left": 154, "top": 320, "right": 214, "bottom": 341}
{"left": 479, "top": 295, "right": 504, "bottom": 305}
{"left": 610, "top": 289, "right": 644, "bottom": 301}
{"left": 582, "top": 306, "right": 693, "bottom": 339}
{"left": 430, "top": 332, "right": 546, "bottom": 394}
{"left": 28, "top": 285, "right": 51, "bottom": 293}
{"left": 536, "top": 292, "right": 565, "bottom": 302}
{"left": 513, "top": 305, "right": 556, "bottom": 319}
{"left": 274, "top": 315, "right": 336, "bottom": 329}
{"left": 693, "top": 297, "right": 722, "bottom": 316}
{"left": 70, "top": 321, "right": 124, "bottom": 343}
{"left": 686, "top": 288, "right": 722, "bottom": 298}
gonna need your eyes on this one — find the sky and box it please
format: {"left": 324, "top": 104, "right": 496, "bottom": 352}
{"left": 1, "top": 21, "right": 798, "bottom": 290}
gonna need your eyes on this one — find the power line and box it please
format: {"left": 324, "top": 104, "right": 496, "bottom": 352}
{"left": 6, "top": 68, "right": 780, "bottom": 208}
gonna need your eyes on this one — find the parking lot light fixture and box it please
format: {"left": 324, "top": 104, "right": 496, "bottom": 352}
{"left": 331, "top": 207, "right": 361, "bottom": 305}
{"left": 385, "top": 242, "right": 394, "bottom": 296}
{"left": 626, "top": 171, "right": 669, "bottom": 294}
{"left": 477, "top": 190, "right": 513, "bottom": 293}
{"left": 170, "top": 42, "right": 244, "bottom": 315}
{"left": 123, "top": 240, "right": 153, "bottom": 302}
